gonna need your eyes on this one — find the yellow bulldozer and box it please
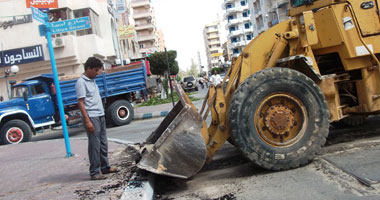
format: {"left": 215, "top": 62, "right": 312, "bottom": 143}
{"left": 138, "top": 0, "right": 380, "bottom": 178}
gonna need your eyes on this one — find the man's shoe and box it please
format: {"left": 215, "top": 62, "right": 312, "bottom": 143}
{"left": 101, "top": 167, "right": 119, "bottom": 174}
{"left": 91, "top": 174, "right": 107, "bottom": 180}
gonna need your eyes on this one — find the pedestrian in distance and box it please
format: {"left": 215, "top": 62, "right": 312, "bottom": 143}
{"left": 210, "top": 70, "right": 222, "bottom": 86}
{"left": 75, "top": 57, "right": 118, "bottom": 180}
{"left": 204, "top": 76, "right": 209, "bottom": 88}
{"left": 198, "top": 78, "right": 204, "bottom": 89}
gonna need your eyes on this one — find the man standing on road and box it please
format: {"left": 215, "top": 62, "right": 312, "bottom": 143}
{"left": 210, "top": 70, "right": 222, "bottom": 86}
{"left": 75, "top": 57, "right": 118, "bottom": 180}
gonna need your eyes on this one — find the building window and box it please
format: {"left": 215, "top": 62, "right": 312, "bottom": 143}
{"left": 246, "top": 34, "right": 253, "bottom": 41}
{"left": 233, "top": 48, "right": 240, "bottom": 54}
{"left": 139, "top": 44, "right": 145, "bottom": 48}
{"left": 241, "top": 0, "right": 246, "bottom": 6}
{"left": 229, "top": 26, "right": 236, "bottom": 33}
{"left": 73, "top": 8, "right": 100, "bottom": 36}
{"left": 226, "top": 4, "right": 232, "bottom": 9}
{"left": 243, "top": 12, "right": 248, "bottom": 18}
{"left": 244, "top": 23, "right": 250, "bottom": 29}
{"left": 228, "top": 15, "right": 234, "bottom": 21}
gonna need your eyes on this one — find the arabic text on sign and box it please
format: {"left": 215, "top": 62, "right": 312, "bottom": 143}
{"left": 50, "top": 17, "right": 91, "bottom": 34}
{"left": 0, "top": 45, "right": 44, "bottom": 67}
{"left": 0, "top": 15, "right": 33, "bottom": 29}
{"left": 26, "top": 0, "right": 58, "bottom": 8}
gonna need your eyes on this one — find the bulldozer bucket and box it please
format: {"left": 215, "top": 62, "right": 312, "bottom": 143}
{"left": 137, "top": 83, "right": 208, "bottom": 179}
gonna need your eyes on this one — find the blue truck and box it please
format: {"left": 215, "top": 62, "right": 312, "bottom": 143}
{"left": 0, "top": 62, "right": 148, "bottom": 145}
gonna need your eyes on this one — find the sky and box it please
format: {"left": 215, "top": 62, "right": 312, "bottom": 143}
{"left": 151, "top": 0, "right": 225, "bottom": 72}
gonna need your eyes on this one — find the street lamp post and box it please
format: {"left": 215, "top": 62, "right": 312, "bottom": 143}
{"left": 1, "top": 65, "right": 19, "bottom": 99}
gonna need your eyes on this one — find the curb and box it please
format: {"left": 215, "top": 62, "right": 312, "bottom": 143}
{"left": 134, "top": 110, "right": 169, "bottom": 120}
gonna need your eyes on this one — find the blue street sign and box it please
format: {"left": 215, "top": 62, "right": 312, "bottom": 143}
{"left": 31, "top": 6, "right": 46, "bottom": 24}
{"left": 50, "top": 17, "right": 91, "bottom": 34}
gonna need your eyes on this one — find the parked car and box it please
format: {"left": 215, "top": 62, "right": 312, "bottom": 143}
{"left": 181, "top": 76, "right": 198, "bottom": 92}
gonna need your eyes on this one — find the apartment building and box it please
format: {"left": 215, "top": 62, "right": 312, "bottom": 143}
{"left": 131, "top": 0, "right": 159, "bottom": 57}
{"left": 117, "top": 0, "right": 142, "bottom": 62}
{"left": 0, "top": 0, "right": 123, "bottom": 100}
{"left": 203, "top": 21, "right": 224, "bottom": 71}
{"left": 222, "top": 0, "right": 254, "bottom": 57}
{"left": 250, "top": 0, "right": 290, "bottom": 36}
{"left": 156, "top": 29, "right": 165, "bottom": 52}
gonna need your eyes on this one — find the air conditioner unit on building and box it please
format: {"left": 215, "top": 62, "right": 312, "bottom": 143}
{"left": 53, "top": 37, "right": 65, "bottom": 48}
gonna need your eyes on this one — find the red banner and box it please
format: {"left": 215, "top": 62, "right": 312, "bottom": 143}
{"left": 26, "top": 0, "right": 58, "bottom": 8}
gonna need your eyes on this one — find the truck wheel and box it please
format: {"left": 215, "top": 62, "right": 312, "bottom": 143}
{"left": 228, "top": 68, "right": 330, "bottom": 171}
{"left": 0, "top": 120, "right": 32, "bottom": 145}
{"left": 106, "top": 100, "right": 134, "bottom": 126}
{"left": 332, "top": 115, "right": 367, "bottom": 128}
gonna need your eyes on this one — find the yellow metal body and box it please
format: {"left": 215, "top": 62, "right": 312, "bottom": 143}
{"left": 201, "top": 0, "right": 380, "bottom": 161}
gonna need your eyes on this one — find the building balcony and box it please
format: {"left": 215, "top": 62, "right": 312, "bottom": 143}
{"left": 222, "top": 0, "right": 234, "bottom": 9}
{"left": 137, "top": 34, "right": 156, "bottom": 42}
{"left": 135, "top": 23, "right": 155, "bottom": 31}
{"left": 230, "top": 41, "right": 248, "bottom": 49}
{"left": 242, "top": 16, "right": 251, "bottom": 22}
{"left": 133, "top": 10, "right": 152, "bottom": 19}
{"left": 139, "top": 46, "right": 157, "bottom": 54}
{"left": 209, "top": 40, "right": 221, "bottom": 45}
{"left": 224, "top": 5, "right": 249, "bottom": 19}
{"left": 208, "top": 34, "right": 219, "bottom": 40}
{"left": 244, "top": 28, "right": 254, "bottom": 33}
{"left": 210, "top": 46, "right": 221, "bottom": 52}
{"left": 131, "top": 0, "right": 151, "bottom": 8}
{"left": 227, "top": 18, "right": 240, "bottom": 26}
{"left": 207, "top": 28, "right": 218, "bottom": 34}
{"left": 228, "top": 29, "right": 243, "bottom": 38}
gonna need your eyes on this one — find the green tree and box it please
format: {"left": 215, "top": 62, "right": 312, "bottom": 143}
{"left": 148, "top": 50, "right": 179, "bottom": 76}
{"left": 211, "top": 67, "right": 224, "bottom": 74}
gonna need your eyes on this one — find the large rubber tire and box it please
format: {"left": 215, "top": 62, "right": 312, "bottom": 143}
{"left": 228, "top": 68, "right": 330, "bottom": 171}
{"left": 332, "top": 115, "right": 367, "bottom": 128}
{"left": 106, "top": 100, "right": 134, "bottom": 126}
{"left": 0, "top": 120, "right": 32, "bottom": 145}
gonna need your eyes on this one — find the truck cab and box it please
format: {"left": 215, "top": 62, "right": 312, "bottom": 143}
{"left": 11, "top": 80, "right": 56, "bottom": 124}
{"left": 0, "top": 79, "right": 56, "bottom": 145}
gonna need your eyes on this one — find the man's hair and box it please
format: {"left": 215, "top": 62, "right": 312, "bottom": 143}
{"left": 84, "top": 57, "right": 103, "bottom": 71}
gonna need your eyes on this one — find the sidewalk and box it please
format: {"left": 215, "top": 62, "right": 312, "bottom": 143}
{"left": 134, "top": 102, "right": 173, "bottom": 120}
{"left": 0, "top": 139, "right": 142, "bottom": 200}
{"left": 133, "top": 99, "right": 204, "bottom": 120}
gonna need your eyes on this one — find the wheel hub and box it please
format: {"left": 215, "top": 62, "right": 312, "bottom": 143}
{"left": 254, "top": 93, "right": 306, "bottom": 147}
{"left": 7, "top": 128, "right": 23, "bottom": 143}
{"left": 119, "top": 109, "right": 126, "bottom": 117}
{"left": 265, "top": 105, "right": 295, "bottom": 136}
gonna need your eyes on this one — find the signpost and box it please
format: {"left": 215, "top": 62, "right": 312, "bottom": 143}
{"left": 31, "top": 6, "right": 92, "bottom": 157}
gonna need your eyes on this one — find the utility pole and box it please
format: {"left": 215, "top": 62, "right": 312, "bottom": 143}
{"left": 165, "top": 47, "right": 175, "bottom": 107}
{"left": 198, "top": 51, "right": 203, "bottom": 75}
